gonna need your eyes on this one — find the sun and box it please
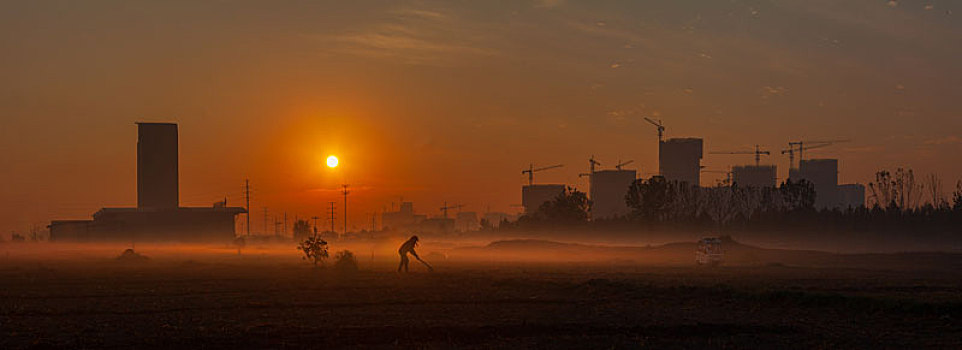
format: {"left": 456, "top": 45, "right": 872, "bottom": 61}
{"left": 326, "top": 155, "right": 339, "bottom": 168}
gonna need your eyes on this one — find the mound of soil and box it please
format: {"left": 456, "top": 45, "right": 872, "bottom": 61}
{"left": 116, "top": 249, "right": 150, "bottom": 263}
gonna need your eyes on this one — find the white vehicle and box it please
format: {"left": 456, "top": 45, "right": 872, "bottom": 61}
{"left": 696, "top": 237, "right": 723, "bottom": 266}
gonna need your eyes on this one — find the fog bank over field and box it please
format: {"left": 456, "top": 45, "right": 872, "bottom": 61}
{"left": 4, "top": 229, "right": 962, "bottom": 273}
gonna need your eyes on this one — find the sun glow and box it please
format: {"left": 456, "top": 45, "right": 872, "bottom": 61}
{"left": 326, "top": 155, "right": 339, "bottom": 168}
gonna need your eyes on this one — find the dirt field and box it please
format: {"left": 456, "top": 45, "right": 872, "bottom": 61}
{"left": 1, "top": 242, "right": 961, "bottom": 349}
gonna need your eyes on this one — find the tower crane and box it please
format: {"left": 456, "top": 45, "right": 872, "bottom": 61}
{"left": 782, "top": 139, "right": 850, "bottom": 169}
{"left": 439, "top": 202, "right": 464, "bottom": 219}
{"left": 710, "top": 145, "right": 770, "bottom": 166}
{"left": 644, "top": 117, "right": 665, "bottom": 142}
{"left": 522, "top": 163, "right": 564, "bottom": 185}
{"left": 615, "top": 160, "right": 634, "bottom": 170}
{"left": 578, "top": 156, "right": 601, "bottom": 178}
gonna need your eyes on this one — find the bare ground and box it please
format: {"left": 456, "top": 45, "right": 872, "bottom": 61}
{"left": 1, "top": 241, "right": 961, "bottom": 349}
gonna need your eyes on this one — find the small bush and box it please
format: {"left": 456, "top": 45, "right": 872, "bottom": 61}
{"left": 117, "top": 249, "right": 149, "bottom": 263}
{"left": 298, "top": 236, "right": 329, "bottom": 267}
{"left": 333, "top": 250, "right": 358, "bottom": 273}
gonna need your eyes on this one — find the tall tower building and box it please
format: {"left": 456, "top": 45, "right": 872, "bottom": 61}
{"left": 136, "top": 122, "right": 179, "bottom": 209}
{"left": 590, "top": 169, "right": 636, "bottom": 219}
{"left": 659, "top": 138, "right": 703, "bottom": 186}
{"left": 792, "top": 158, "right": 838, "bottom": 209}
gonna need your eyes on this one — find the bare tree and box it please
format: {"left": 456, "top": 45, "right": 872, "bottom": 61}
{"left": 954, "top": 180, "right": 962, "bottom": 211}
{"left": 925, "top": 173, "right": 947, "bottom": 208}
{"left": 869, "top": 168, "right": 924, "bottom": 211}
{"left": 868, "top": 170, "right": 896, "bottom": 209}
{"left": 895, "top": 168, "right": 923, "bottom": 210}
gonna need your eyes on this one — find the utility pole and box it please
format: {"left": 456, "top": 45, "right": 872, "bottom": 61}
{"left": 341, "top": 184, "right": 349, "bottom": 236}
{"left": 283, "top": 212, "right": 288, "bottom": 237}
{"left": 263, "top": 207, "right": 268, "bottom": 236}
{"left": 328, "top": 201, "right": 336, "bottom": 234}
{"left": 245, "top": 179, "right": 251, "bottom": 237}
{"left": 311, "top": 216, "right": 319, "bottom": 236}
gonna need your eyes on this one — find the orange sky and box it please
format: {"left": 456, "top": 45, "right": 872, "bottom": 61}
{"left": 1, "top": 1, "right": 960, "bottom": 235}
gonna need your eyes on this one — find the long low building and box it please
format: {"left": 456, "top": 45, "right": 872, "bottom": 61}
{"left": 50, "top": 207, "right": 245, "bottom": 242}
{"left": 49, "top": 122, "right": 246, "bottom": 242}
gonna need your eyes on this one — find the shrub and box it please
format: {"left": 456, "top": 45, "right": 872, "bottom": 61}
{"left": 298, "top": 236, "right": 329, "bottom": 267}
{"left": 333, "top": 250, "right": 358, "bottom": 273}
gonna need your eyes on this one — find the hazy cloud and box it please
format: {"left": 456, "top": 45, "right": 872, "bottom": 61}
{"left": 321, "top": 6, "right": 498, "bottom": 64}
{"left": 925, "top": 136, "right": 962, "bottom": 145}
{"left": 533, "top": 0, "right": 564, "bottom": 9}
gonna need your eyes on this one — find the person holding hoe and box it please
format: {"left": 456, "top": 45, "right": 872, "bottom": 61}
{"left": 398, "top": 235, "right": 433, "bottom": 272}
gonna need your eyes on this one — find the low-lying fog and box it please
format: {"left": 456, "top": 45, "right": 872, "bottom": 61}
{"left": 3, "top": 229, "right": 962, "bottom": 273}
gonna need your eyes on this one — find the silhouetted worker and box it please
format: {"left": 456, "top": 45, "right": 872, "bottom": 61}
{"left": 398, "top": 235, "right": 432, "bottom": 272}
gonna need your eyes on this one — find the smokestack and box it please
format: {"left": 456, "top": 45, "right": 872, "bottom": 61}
{"left": 136, "top": 122, "right": 179, "bottom": 209}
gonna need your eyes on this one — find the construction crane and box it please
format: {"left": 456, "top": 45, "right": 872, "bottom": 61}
{"left": 710, "top": 145, "right": 770, "bottom": 166}
{"left": 439, "top": 202, "right": 464, "bottom": 219}
{"left": 782, "top": 140, "right": 850, "bottom": 169}
{"left": 615, "top": 160, "right": 634, "bottom": 170}
{"left": 644, "top": 117, "right": 665, "bottom": 142}
{"left": 522, "top": 163, "right": 564, "bottom": 185}
{"left": 578, "top": 156, "right": 602, "bottom": 178}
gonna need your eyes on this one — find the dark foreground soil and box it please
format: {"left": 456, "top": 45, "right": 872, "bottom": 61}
{"left": 2, "top": 257, "right": 961, "bottom": 350}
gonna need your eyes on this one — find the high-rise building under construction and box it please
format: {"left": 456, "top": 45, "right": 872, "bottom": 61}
{"left": 590, "top": 169, "right": 636, "bottom": 219}
{"left": 522, "top": 184, "right": 565, "bottom": 214}
{"left": 659, "top": 138, "right": 703, "bottom": 186}
{"left": 731, "top": 165, "right": 777, "bottom": 188}
{"left": 791, "top": 158, "right": 838, "bottom": 208}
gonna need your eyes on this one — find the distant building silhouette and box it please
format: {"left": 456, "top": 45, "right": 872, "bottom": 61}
{"left": 482, "top": 212, "right": 513, "bottom": 228}
{"left": 791, "top": 159, "right": 838, "bottom": 208}
{"left": 49, "top": 122, "right": 246, "bottom": 242}
{"left": 789, "top": 158, "right": 865, "bottom": 209}
{"left": 731, "top": 165, "right": 777, "bottom": 188}
{"left": 659, "top": 138, "right": 702, "bottom": 186}
{"left": 522, "top": 184, "right": 565, "bottom": 214}
{"left": 137, "top": 123, "right": 179, "bottom": 209}
{"left": 419, "top": 217, "right": 455, "bottom": 233}
{"left": 590, "top": 169, "right": 636, "bottom": 219}
{"left": 837, "top": 184, "right": 866, "bottom": 209}
{"left": 381, "top": 202, "right": 427, "bottom": 230}
{"left": 455, "top": 211, "right": 479, "bottom": 231}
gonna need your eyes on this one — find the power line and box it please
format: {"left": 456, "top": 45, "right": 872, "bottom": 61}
{"left": 245, "top": 179, "right": 251, "bottom": 237}
{"left": 263, "top": 207, "right": 268, "bottom": 236}
{"left": 328, "top": 201, "right": 336, "bottom": 234}
{"left": 341, "top": 184, "right": 349, "bottom": 236}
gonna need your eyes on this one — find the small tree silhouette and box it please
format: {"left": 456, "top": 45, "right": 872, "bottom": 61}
{"left": 953, "top": 180, "right": 962, "bottom": 212}
{"left": 535, "top": 187, "right": 591, "bottom": 224}
{"left": 333, "top": 250, "right": 359, "bottom": 273}
{"left": 298, "top": 235, "right": 329, "bottom": 267}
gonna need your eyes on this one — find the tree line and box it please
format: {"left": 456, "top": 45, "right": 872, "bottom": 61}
{"left": 502, "top": 168, "right": 962, "bottom": 235}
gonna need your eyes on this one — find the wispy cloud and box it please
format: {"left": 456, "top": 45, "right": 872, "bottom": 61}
{"left": 320, "top": 6, "right": 498, "bottom": 65}
{"left": 925, "top": 136, "right": 962, "bottom": 145}
{"left": 533, "top": 0, "right": 564, "bottom": 9}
